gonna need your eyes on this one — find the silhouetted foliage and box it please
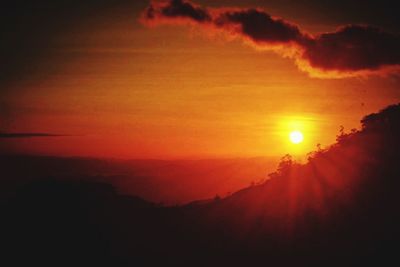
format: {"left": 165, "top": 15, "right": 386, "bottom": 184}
{"left": 1, "top": 103, "right": 400, "bottom": 266}
{"left": 278, "top": 154, "right": 293, "bottom": 172}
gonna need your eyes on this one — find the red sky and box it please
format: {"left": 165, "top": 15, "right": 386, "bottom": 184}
{"left": 1, "top": 0, "right": 400, "bottom": 159}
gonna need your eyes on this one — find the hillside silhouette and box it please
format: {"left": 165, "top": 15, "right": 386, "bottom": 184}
{"left": 1, "top": 103, "right": 400, "bottom": 266}
{"left": 0, "top": 156, "right": 277, "bottom": 204}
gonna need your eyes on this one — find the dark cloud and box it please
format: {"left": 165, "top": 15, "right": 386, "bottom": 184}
{"left": 142, "top": 0, "right": 400, "bottom": 77}
{"left": 146, "top": 0, "right": 211, "bottom": 22}
{"left": 302, "top": 25, "right": 400, "bottom": 71}
{"left": 2, "top": 0, "right": 399, "bottom": 82}
{"left": 214, "top": 9, "right": 304, "bottom": 44}
{"left": 201, "top": 0, "right": 400, "bottom": 33}
{"left": 0, "top": 132, "right": 65, "bottom": 138}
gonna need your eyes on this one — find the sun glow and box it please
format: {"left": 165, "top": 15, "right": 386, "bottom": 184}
{"left": 289, "top": 130, "right": 304, "bottom": 144}
{"left": 271, "top": 114, "right": 319, "bottom": 157}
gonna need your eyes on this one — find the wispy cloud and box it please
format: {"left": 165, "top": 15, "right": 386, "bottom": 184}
{"left": 0, "top": 132, "right": 66, "bottom": 138}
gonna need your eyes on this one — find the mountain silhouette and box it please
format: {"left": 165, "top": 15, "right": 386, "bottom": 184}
{"left": 1, "top": 103, "right": 400, "bottom": 266}
{"left": 0, "top": 155, "right": 277, "bottom": 204}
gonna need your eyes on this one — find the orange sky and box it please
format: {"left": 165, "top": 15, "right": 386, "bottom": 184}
{"left": 1, "top": 1, "right": 400, "bottom": 159}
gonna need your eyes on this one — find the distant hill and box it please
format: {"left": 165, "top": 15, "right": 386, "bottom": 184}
{"left": 0, "top": 155, "right": 277, "bottom": 204}
{"left": 1, "top": 103, "right": 400, "bottom": 266}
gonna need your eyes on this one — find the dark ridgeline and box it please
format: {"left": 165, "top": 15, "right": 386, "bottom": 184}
{"left": 0, "top": 156, "right": 276, "bottom": 205}
{"left": 1, "top": 103, "right": 400, "bottom": 266}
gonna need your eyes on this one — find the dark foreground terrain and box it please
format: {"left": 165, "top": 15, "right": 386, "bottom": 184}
{"left": 1, "top": 104, "right": 400, "bottom": 266}
{"left": 0, "top": 155, "right": 277, "bottom": 205}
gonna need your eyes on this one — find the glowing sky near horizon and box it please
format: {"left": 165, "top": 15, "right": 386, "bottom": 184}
{"left": 1, "top": 0, "right": 400, "bottom": 159}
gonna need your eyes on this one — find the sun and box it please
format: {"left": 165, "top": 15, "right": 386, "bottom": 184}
{"left": 289, "top": 130, "right": 304, "bottom": 144}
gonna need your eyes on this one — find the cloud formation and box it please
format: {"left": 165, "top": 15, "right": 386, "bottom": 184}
{"left": 302, "top": 25, "right": 400, "bottom": 72}
{"left": 0, "top": 132, "right": 65, "bottom": 138}
{"left": 142, "top": 0, "right": 400, "bottom": 78}
{"left": 145, "top": 0, "right": 211, "bottom": 23}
